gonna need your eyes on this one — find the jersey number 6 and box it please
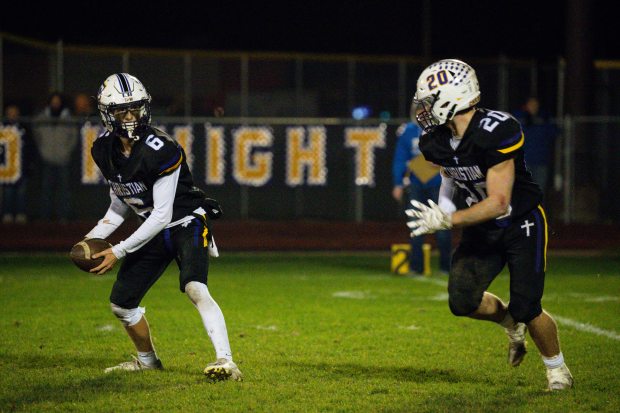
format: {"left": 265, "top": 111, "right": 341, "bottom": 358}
{"left": 145, "top": 135, "right": 164, "bottom": 151}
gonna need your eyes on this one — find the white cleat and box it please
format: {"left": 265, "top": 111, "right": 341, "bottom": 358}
{"left": 505, "top": 322, "right": 527, "bottom": 367}
{"left": 203, "top": 358, "right": 243, "bottom": 381}
{"left": 546, "top": 363, "right": 574, "bottom": 391}
{"left": 104, "top": 356, "right": 163, "bottom": 373}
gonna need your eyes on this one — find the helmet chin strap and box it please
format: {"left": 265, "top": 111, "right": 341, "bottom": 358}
{"left": 119, "top": 121, "right": 141, "bottom": 141}
{"left": 126, "top": 127, "right": 140, "bottom": 141}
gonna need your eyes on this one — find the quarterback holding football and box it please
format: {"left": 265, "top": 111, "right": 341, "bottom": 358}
{"left": 84, "top": 73, "right": 241, "bottom": 381}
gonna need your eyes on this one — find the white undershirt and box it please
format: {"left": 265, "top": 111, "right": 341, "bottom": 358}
{"left": 450, "top": 135, "right": 462, "bottom": 150}
{"left": 87, "top": 167, "right": 201, "bottom": 259}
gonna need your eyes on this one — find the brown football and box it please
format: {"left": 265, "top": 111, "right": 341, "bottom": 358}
{"left": 70, "top": 238, "right": 113, "bottom": 272}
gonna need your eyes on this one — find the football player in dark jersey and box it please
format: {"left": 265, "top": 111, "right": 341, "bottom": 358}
{"left": 84, "top": 73, "right": 242, "bottom": 381}
{"left": 406, "top": 59, "right": 572, "bottom": 391}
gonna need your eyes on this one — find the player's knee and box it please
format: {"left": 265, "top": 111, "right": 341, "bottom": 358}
{"left": 448, "top": 289, "right": 481, "bottom": 316}
{"left": 508, "top": 300, "right": 542, "bottom": 323}
{"left": 185, "top": 281, "right": 214, "bottom": 307}
{"left": 110, "top": 303, "right": 144, "bottom": 327}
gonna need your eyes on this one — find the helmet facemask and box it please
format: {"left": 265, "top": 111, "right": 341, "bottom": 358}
{"left": 99, "top": 100, "right": 151, "bottom": 141}
{"left": 412, "top": 92, "right": 442, "bottom": 133}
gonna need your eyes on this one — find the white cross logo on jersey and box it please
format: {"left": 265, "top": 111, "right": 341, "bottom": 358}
{"left": 117, "top": 174, "right": 122, "bottom": 182}
{"left": 453, "top": 156, "right": 459, "bottom": 164}
{"left": 521, "top": 220, "right": 534, "bottom": 237}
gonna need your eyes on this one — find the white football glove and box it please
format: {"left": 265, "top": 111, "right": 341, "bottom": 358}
{"left": 405, "top": 199, "right": 453, "bottom": 237}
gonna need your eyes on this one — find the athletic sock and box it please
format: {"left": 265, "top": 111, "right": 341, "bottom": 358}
{"left": 196, "top": 301, "right": 233, "bottom": 361}
{"left": 137, "top": 351, "right": 158, "bottom": 366}
{"left": 186, "top": 282, "right": 233, "bottom": 361}
{"left": 499, "top": 312, "right": 516, "bottom": 329}
{"left": 542, "top": 352, "right": 565, "bottom": 369}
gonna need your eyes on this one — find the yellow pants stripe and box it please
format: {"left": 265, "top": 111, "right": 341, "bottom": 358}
{"left": 537, "top": 205, "right": 548, "bottom": 271}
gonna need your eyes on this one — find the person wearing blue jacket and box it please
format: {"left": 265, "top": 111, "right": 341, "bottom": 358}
{"left": 512, "top": 97, "right": 558, "bottom": 199}
{"left": 392, "top": 122, "right": 451, "bottom": 274}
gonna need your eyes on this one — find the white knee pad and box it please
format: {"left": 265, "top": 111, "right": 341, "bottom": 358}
{"left": 110, "top": 303, "right": 145, "bottom": 327}
{"left": 185, "top": 281, "right": 214, "bottom": 307}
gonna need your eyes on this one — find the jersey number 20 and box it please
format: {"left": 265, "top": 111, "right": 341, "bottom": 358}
{"left": 479, "top": 111, "right": 510, "bottom": 132}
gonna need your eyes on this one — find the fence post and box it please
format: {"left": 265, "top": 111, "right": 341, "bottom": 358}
{"left": 562, "top": 115, "right": 573, "bottom": 223}
{"left": 0, "top": 35, "right": 4, "bottom": 116}
{"left": 398, "top": 59, "right": 407, "bottom": 118}
{"left": 347, "top": 58, "right": 356, "bottom": 115}
{"left": 346, "top": 58, "right": 363, "bottom": 220}
{"left": 294, "top": 57, "right": 305, "bottom": 217}
{"left": 497, "top": 54, "right": 508, "bottom": 111}
{"left": 295, "top": 57, "right": 304, "bottom": 116}
{"left": 184, "top": 53, "right": 192, "bottom": 117}
{"left": 122, "top": 51, "right": 130, "bottom": 72}
{"left": 529, "top": 58, "right": 538, "bottom": 97}
{"left": 240, "top": 54, "right": 250, "bottom": 219}
{"left": 56, "top": 40, "right": 63, "bottom": 92}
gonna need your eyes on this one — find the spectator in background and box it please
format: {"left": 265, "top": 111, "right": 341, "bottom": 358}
{"left": 33, "top": 92, "right": 78, "bottom": 222}
{"left": 1, "top": 104, "right": 32, "bottom": 223}
{"left": 513, "top": 97, "right": 558, "bottom": 199}
{"left": 74, "top": 93, "right": 96, "bottom": 119}
{"left": 392, "top": 122, "right": 451, "bottom": 275}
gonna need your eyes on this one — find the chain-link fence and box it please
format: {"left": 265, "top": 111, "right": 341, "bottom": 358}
{"left": 1, "top": 33, "right": 565, "bottom": 119}
{"left": 1, "top": 33, "right": 619, "bottom": 225}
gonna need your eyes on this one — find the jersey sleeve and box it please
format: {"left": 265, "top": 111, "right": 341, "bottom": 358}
{"left": 143, "top": 134, "right": 184, "bottom": 178}
{"left": 418, "top": 131, "right": 438, "bottom": 164}
{"left": 90, "top": 133, "right": 110, "bottom": 178}
{"left": 476, "top": 115, "right": 524, "bottom": 168}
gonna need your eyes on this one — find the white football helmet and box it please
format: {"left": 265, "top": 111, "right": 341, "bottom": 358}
{"left": 412, "top": 59, "right": 480, "bottom": 132}
{"left": 97, "top": 73, "right": 151, "bottom": 140}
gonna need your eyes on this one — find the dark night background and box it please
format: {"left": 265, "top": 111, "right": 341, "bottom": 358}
{"left": 1, "top": 0, "right": 615, "bottom": 59}
{"left": 1, "top": 0, "right": 620, "bottom": 229}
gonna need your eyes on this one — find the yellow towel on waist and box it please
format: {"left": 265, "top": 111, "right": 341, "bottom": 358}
{"left": 408, "top": 154, "right": 439, "bottom": 184}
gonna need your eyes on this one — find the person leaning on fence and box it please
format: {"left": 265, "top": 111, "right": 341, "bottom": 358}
{"left": 1, "top": 104, "right": 33, "bottom": 224}
{"left": 392, "top": 122, "right": 451, "bottom": 275}
{"left": 407, "top": 58, "right": 573, "bottom": 391}
{"left": 84, "top": 73, "right": 242, "bottom": 381}
{"left": 33, "top": 92, "right": 78, "bottom": 222}
{"left": 73, "top": 92, "right": 97, "bottom": 119}
{"left": 512, "top": 97, "right": 558, "bottom": 199}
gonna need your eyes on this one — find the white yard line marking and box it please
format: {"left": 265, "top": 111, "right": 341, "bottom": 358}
{"left": 332, "top": 291, "right": 374, "bottom": 299}
{"left": 413, "top": 276, "right": 620, "bottom": 341}
{"left": 398, "top": 325, "right": 420, "bottom": 330}
{"left": 256, "top": 325, "right": 278, "bottom": 331}
{"left": 561, "top": 293, "right": 620, "bottom": 302}
{"left": 428, "top": 292, "right": 449, "bottom": 301}
{"left": 96, "top": 324, "right": 115, "bottom": 331}
{"left": 410, "top": 276, "right": 448, "bottom": 287}
{"left": 552, "top": 315, "right": 620, "bottom": 341}
{"left": 584, "top": 296, "right": 620, "bottom": 302}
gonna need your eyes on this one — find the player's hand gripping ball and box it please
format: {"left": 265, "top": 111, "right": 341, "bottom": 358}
{"left": 70, "top": 238, "right": 113, "bottom": 272}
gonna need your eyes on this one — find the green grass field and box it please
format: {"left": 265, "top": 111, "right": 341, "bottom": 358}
{"left": 1, "top": 252, "right": 619, "bottom": 412}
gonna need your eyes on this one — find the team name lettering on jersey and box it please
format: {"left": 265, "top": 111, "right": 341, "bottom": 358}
{"left": 442, "top": 165, "right": 484, "bottom": 181}
{"left": 109, "top": 180, "right": 148, "bottom": 197}
{"left": 418, "top": 108, "right": 543, "bottom": 223}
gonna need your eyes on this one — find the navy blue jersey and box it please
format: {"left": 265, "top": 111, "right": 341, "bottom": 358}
{"left": 91, "top": 126, "right": 204, "bottom": 221}
{"left": 419, "top": 108, "right": 542, "bottom": 223}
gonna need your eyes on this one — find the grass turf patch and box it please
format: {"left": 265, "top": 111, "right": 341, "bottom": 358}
{"left": 0, "top": 253, "right": 619, "bottom": 412}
